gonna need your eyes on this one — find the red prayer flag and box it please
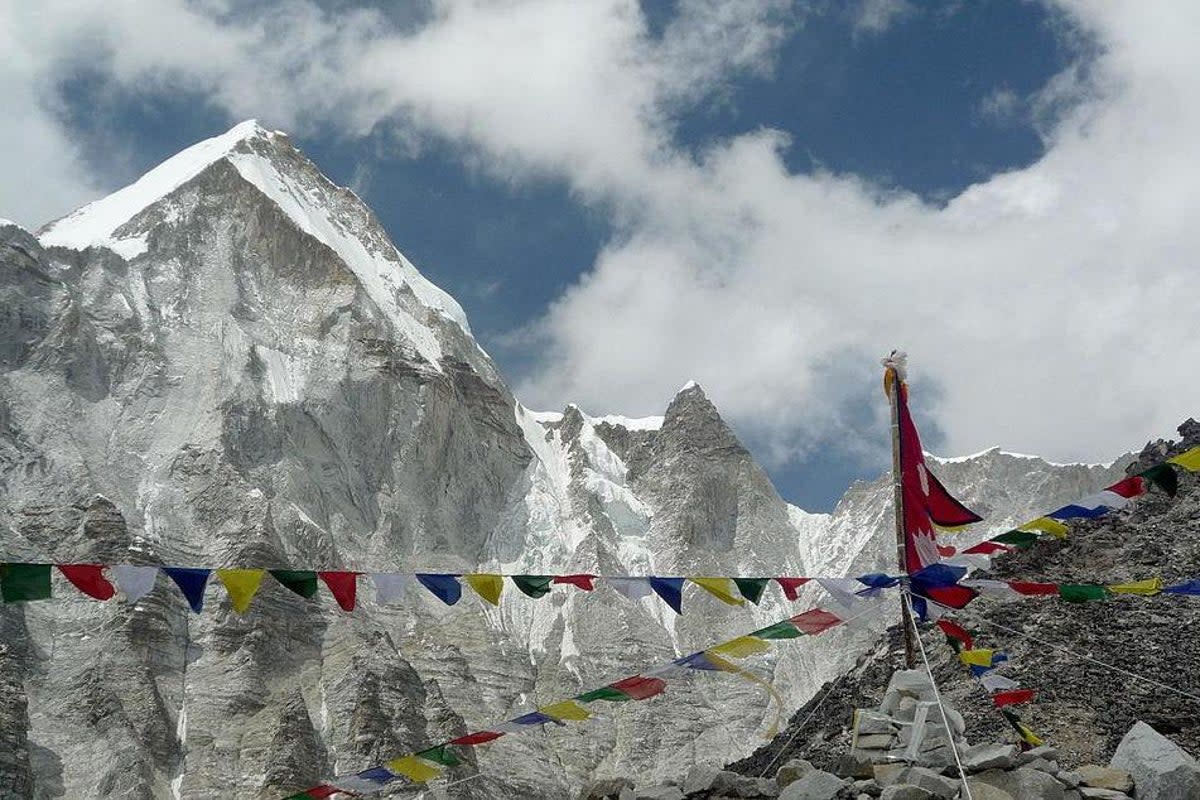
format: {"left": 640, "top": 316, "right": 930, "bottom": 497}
{"left": 57, "top": 564, "right": 116, "bottom": 601}
{"left": 552, "top": 574, "right": 596, "bottom": 591}
{"left": 302, "top": 786, "right": 339, "bottom": 799}
{"left": 774, "top": 577, "right": 810, "bottom": 601}
{"left": 993, "top": 689, "right": 1037, "bottom": 708}
{"left": 936, "top": 619, "right": 974, "bottom": 650}
{"left": 936, "top": 544, "right": 957, "bottom": 557}
{"left": 609, "top": 675, "right": 666, "bottom": 700}
{"left": 963, "top": 541, "right": 1015, "bottom": 555}
{"left": 924, "top": 585, "right": 978, "bottom": 609}
{"left": 1105, "top": 476, "right": 1146, "bottom": 499}
{"left": 790, "top": 608, "right": 843, "bottom": 635}
{"left": 450, "top": 731, "right": 504, "bottom": 746}
{"left": 318, "top": 571, "right": 359, "bottom": 611}
{"left": 1008, "top": 581, "right": 1058, "bottom": 596}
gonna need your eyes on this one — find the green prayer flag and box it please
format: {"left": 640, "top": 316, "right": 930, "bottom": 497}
{"left": 733, "top": 578, "right": 769, "bottom": 605}
{"left": 576, "top": 687, "right": 631, "bottom": 703}
{"left": 750, "top": 620, "right": 802, "bottom": 640}
{"left": 1, "top": 564, "right": 52, "bottom": 603}
{"left": 992, "top": 530, "right": 1040, "bottom": 548}
{"left": 511, "top": 575, "right": 553, "bottom": 599}
{"left": 1059, "top": 583, "right": 1107, "bottom": 603}
{"left": 416, "top": 746, "right": 460, "bottom": 767}
{"left": 1141, "top": 463, "right": 1179, "bottom": 497}
{"left": 269, "top": 570, "right": 319, "bottom": 599}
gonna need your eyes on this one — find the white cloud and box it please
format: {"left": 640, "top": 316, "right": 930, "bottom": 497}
{"left": 2, "top": 0, "right": 1198, "bottom": 475}
{"left": 853, "top": 0, "right": 915, "bottom": 37}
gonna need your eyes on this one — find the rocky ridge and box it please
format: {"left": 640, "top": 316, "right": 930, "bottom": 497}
{"left": 0, "top": 122, "right": 1140, "bottom": 798}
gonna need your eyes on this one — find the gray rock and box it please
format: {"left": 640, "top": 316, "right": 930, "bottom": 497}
{"left": 873, "top": 764, "right": 907, "bottom": 787}
{"left": 962, "top": 743, "right": 1020, "bottom": 773}
{"left": 1019, "top": 746, "right": 1062, "bottom": 765}
{"left": 584, "top": 778, "right": 635, "bottom": 799}
{"left": 837, "top": 751, "right": 878, "bottom": 779}
{"left": 1110, "top": 721, "right": 1200, "bottom": 800}
{"left": 896, "top": 766, "right": 960, "bottom": 799}
{"left": 775, "top": 759, "right": 816, "bottom": 789}
{"left": 1077, "top": 789, "right": 1132, "bottom": 800}
{"left": 969, "top": 767, "right": 1066, "bottom": 800}
{"left": 1075, "top": 765, "right": 1133, "bottom": 792}
{"left": 683, "top": 765, "right": 724, "bottom": 795}
{"left": 1056, "top": 770, "right": 1083, "bottom": 788}
{"left": 856, "top": 734, "right": 897, "bottom": 750}
{"left": 879, "top": 786, "right": 937, "bottom": 800}
{"left": 635, "top": 787, "right": 685, "bottom": 800}
{"left": 777, "top": 770, "right": 846, "bottom": 800}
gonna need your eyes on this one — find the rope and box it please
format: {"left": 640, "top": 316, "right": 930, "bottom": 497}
{"left": 904, "top": 593, "right": 973, "bottom": 800}
{"left": 958, "top": 609, "right": 1200, "bottom": 706}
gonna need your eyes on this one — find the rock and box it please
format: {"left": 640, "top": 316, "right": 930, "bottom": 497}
{"left": 775, "top": 759, "right": 815, "bottom": 789}
{"left": 1025, "top": 758, "right": 1058, "bottom": 774}
{"left": 683, "top": 765, "right": 723, "bottom": 795}
{"left": 1077, "top": 789, "right": 1132, "bottom": 799}
{"left": 1111, "top": 722, "right": 1200, "bottom": 800}
{"left": 879, "top": 787, "right": 936, "bottom": 800}
{"left": 836, "top": 751, "right": 877, "bottom": 779}
{"left": 858, "top": 714, "right": 897, "bottom": 736}
{"left": 777, "top": 769, "right": 846, "bottom": 800}
{"left": 635, "top": 787, "right": 685, "bottom": 800}
{"left": 1075, "top": 765, "right": 1133, "bottom": 793}
{"left": 856, "top": 734, "right": 897, "bottom": 750}
{"left": 873, "top": 764, "right": 907, "bottom": 787}
{"left": 1019, "top": 746, "right": 1061, "bottom": 765}
{"left": 912, "top": 744, "right": 956, "bottom": 770}
{"left": 852, "top": 778, "right": 882, "bottom": 797}
{"left": 969, "top": 767, "right": 1066, "bottom": 800}
{"left": 583, "top": 777, "right": 635, "bottom": 799}
{"left": 896, "top": 766, "right": 960, "bottom": 799}
{"left": 1056, "top": 770, "right": 1083, "bottom": 788}
{"left": 620, "top": 789, "right": 635, "bottom": 800}
{"left": 962, "top": 743, "right": 1019, "bottom": 773}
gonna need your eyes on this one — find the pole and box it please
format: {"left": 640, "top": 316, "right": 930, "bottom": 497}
{"left": 885, "top": 355, "right": 917, "bottom": 669}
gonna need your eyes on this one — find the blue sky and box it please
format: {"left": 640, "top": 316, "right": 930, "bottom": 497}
{"left": 6, "top": 1, "right": 1199, "bottom": 512}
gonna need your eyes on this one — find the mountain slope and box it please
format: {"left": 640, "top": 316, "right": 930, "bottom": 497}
{"left": 0, "top": 122, "right": 1137, "bottom": 798}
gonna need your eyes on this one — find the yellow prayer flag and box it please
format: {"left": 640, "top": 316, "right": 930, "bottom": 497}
{"left": 1019, "top": 517, "right": 1069, "bottom": 539}
{"left": 539, "top": 700, "right": 591, "bottom": 722}
{"left": 1017, "top": 723, "right": 1044, "bottom": 747}
{"left": 387, "top": 755, "right": 442, "bottom": 782}
{"left": 465, "top": 574, "right": 504, "bottom": 606}
{"left": 689, "top": 577, "right": 745, "bottom": 606}
{"left": 710, "top": 637, "right": 770, "bottom": 659}
{"left": 1168, "top": 447, "right": 1200, "bottom": 472}
{"left": 959, "top": 648, "right": 996, "bottom": 668}
{"left": 1108, "top": 577, "right": 1163, "bottom": 596}
{"left": 216, "top": 569, "right": 265, "bottom": 614}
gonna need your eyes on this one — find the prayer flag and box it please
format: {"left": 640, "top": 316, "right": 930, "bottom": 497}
{"left": 993, "top": 689, "right": 1037, "bottom": 708}
{"left": 774, "top": 577, "right": 809, "bottom": 601}
{"left": 750, "top": 620, "right": 802, "bottom": 640}
{"left": 1018, "top": 517, "right": 1070, "bottom": 538}
{"left": 512, "top": 575, "right": 554, "bottom": 598}
{"left": 333, "top": 771, "right": 394, "bottom": 792}
{"left": 111, "top": 565, "right": 158, "bottom": 602}
{"left": 936, "top": 619, "right": 974, "bottom": 651}
{"left": 163, "top": 567, "right": 210, "bottom": 613}
{"left": 817, "top": 577, "right": 866, "bottom": 609}
{"left": 449, "top": 731, "right": 503, "bottom": 745}
{"left": 1142, "top": 463, "right": 1178, "bottom": 497}
{"left": 318, "top": 571, "right": 358, "bottom": 611}
{"left": 790, "top": 608, "right": 843, "bottom": 635}
{"left": 1047, "top": 504, "right": 1109, "bottom": 521}
{"left": 58, "top": 564, "right": 115, "bottom": 601}
{"left": 608, "top": 577, "right": 652, "bottom": 602}
{"left": 1058, "top": 584, "right": 1107, "bottom": 603}
{"left": 372, "top": 572, "right": 410, "bottom": 604}
{"left": 1105, "top": 476, "right": 1146, "bottom": 499}
{"left": 540, "top": 701, "right": 591, "bottom": 721}
{"left": 511, "top": 711, "right": 556, "bottom": 726}
{"left": 288, "top": 785, "right": 338, "bottom": 798}
{"left": 1002, "top": 709, "right": 1043, "bottom": 747}
{"left": 733, "top": 578, "right": 769, "bottom": 605}
{"left": 416, "top": 746, "right": 460, "bottom": 767}
{"left": 269, "top": 570, "right": 318, "bottom": 599}
{"left": 991, "top": 530, "right": 1041, "bottom": 548}
{"left": 1163, "top": 580, "right": 1200, "bottom": 595}
{"left": 386, "top": 756, "right": 441, "bottom": 782}
{"left": 962, "top": 579, "right": 1021, "bottom": 602}
{"left": 1009, "top": 581, "right": 1058, "bottom": 596}
{"left": 1, "top": 563, "right": 52, "bottom": 602}
{"left": 552, "top": 574, "right": 596, "bottom": 591}
{"left": 416, "top": 574, "right": 462, "bottom": 605}
{"left": 1108, "top": 578, "right": 1163, "bottom": 596}
{"left": 576, "top": 687, "right": 632, "bottom": 703}
{"left": 216, "top": 569, "right": 264, "bottom": 613}
{"left": 960, "top": 649, "right": 997, "bottom": 668}
{"left": 649, "top": 577, "right": 684, "bottom": 614}
{"left": 710, "top": 636, "right": 770, "bottom": 658}
{"left": 689, "top": 577, "right": 745, "bottom": 606}
{"left": 979, "top": 673, "right": 1020, "bottom": 693}
{"left": 609, "top": 675, "right": 666, "bottom": 700}
{"left": 465, "top": 574, "right": 504, "bottom": 606}
{"left": 857, "top": 573, "right": 900, "bottom": 592}
{"left": 963, "top": 541, "right": 1015, "bottom": 555}
{"left": 675, "top": 652, "right": 723, "bottom": 671}
{"left": 1168, "top": 446, "right": 1200, "bottom": 471}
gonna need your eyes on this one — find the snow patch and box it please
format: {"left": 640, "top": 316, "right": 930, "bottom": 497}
{"left": 930, "top": 446, "right": 1114, "bottom": 468}
{"left": 593, "top": 414, "right": 664, "bottom": 431}
{"left": 255, "top": 344, "right": 306, "bottom": 403}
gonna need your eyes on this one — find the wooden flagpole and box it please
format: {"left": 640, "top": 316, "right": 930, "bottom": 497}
{"left": 884, "top": 350, "right": 917, "bottom": 670}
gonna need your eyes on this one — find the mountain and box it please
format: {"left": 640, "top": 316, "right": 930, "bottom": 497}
{"left": 0, "top": 122, "right": 1131, "bottom": 799}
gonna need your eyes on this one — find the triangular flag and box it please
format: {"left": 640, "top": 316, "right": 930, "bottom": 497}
{"left": 1008, "top": 581, "right": 1059, "bottom": 596}
{"left": 1105, "top": 476, "right": 1146, "bottom": 499}
{"left": 648, "top": 577, "right": 684, "bottom": 614}
{"left": 416, "top": 574, "right": 462, "bottom": 605}
{"left": 608, "top": 675, "right": 666, "bottom": 700}
{"left": 790, "top": 608, "right": 842, "bottom": 635}
{"left": 540, "top": 700, "right": 591, "bottom": 721}
{"left": 288, "top": 785, "right": 339, "bottom": 798}
{"left": 163, "top": 567, "right": 210, "bottom": 613}
{"left": 750, "top": 620, "right": 802, "bottom": 640}
{"left": 512, "top": 575, "right": 553, "bottom": 598}
{"left": 936, "top": 619, "right": 974, "bottom": 651}
{"left": 216, "top": 569, "right": 264, "bottom": 613}
{"left": 465, "top": 574, "right": 504, "bottom": 606}
{"left": 318, "top": 571, "right": 358, "bottom": 611}
{"left": 576, "top": 686, "right": 632, "bottom": 703}
{"left": 510, "top": 711, "right": 557, "bottom": 726}
{"left": 709, "top": 636, "right": 770, "bottom": 658}
{"left": 386, "top": 756, "right": 441, "bottom": 782}
{"left": 607, "top": 576, "right": 652, "bottom": 601}
{"left": 1047, "top": 504, "right": 1108, "bottom": 521}
{"left": 1168, "top": 446, "right": 1200, "bottom": 471}
{"left": 372, "top": 572, "right": 411, "bottom": 605}
{"left": 1058, "top": 583, "right": 1107, "bottom": 603}
{"left": 774, "top": 577, "right": 809, "bottom": 601}
{"left": 963, "top": 541, "right": 1015, "bottom": 555}
{"left": 552, "top": 574, "right": 596, "bottom": 591}
{"left": 1142, "top": 463, "right": 1179, "bottom": 497}
{"left": 959, "top": 649, "right": 997, "bottom": 668}
{"left": 1018, "top": 517, "right": 1070, "bottom": 538}
{"left": 991, "top": 530, "right": 1041, "bottom": 548}
{"left": 993, "top": 689, "right": 1037, "bottom": 708}
{"left": 332, "top": 771, "right": 395, "bottom": 793}
{"left": 733, "top": 577, "right": 769, "bottom": 604}
{"left": 979, "top": 673, "right": 1021, "bottom": 693}
{"left": 961, "top": 579, "right": 1021, "bottom": 602}
{"left": 58, "top": 564, "right": 115, "bottom": 601}
{"left": 269, "top": 570, "right": 318, "bottom": 599}
{"left": 689, "top": 577, "right": 745, "bottom": 606}
{"left": 1, "top": 564, "right": 52, "bottom": 602}
{"left": 111, "top": 565, "right": 159, "bottom": 602}
{"left": 415, "top": 746, "right": 460, "bottom": 767}
{"left": 816, "top": 577, "right": 863, "bottom": 610}
{"left": 1108, "top": 577, "right": 1163, "bottom": 596}
{"left": 449, "top": 731, "right": 503, "bottom": 746}
{"left": 1163, "top": 580, "right": 1200, "bottom": 595}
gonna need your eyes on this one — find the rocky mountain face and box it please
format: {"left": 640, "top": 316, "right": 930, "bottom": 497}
{"left": 0, "top": 122, "right": 1133, "bottom": 799}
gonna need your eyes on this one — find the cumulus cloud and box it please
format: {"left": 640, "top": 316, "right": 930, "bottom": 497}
{"left": 2, "top": 0, "right": 1198, "bottom": 475}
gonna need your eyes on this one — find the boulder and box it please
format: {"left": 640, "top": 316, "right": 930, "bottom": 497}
{"left": 1056, "top": 771, "right": 1083, "bottom": 788}
{"left": 777, "top": 769, "right": 846, "bottom": 800}
{"left": 1110, "top": 722, "right": 1200, "bottom": 800}
{"left": 683, "top": 765, "right": 723, "bottom": 795}
{"left": 1077, "top": 789, "right": 1132, "bottom": 799}
{"left": 836, "top": 751, "right": 877, "bottom": 779}
{"left": 873, "top": 764, "right": 907, "bottom": 787}
{"left": 775, "top": 759, "right": 815, "bottom": 789}
{"left": 962, "top": 743, "right": 1019, "bottom": 773}
{"left": 896, "top": 767, "right": 960, "bottom": 799}
{"left": 856, "top": 734, "right": 897, "bottom": 750}
{"left": 879, "top": 786, "right": 937, "bottom": 800}
{"left": 1075, "top": 765, "right": 1133, "bottom": 793}
{"left": 968, "top": 767, "right": 1066, "bottom": 800}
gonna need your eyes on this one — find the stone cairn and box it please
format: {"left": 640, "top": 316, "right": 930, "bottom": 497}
{"left": 582, "top": 670, "right": 1200, "bottom": 800}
